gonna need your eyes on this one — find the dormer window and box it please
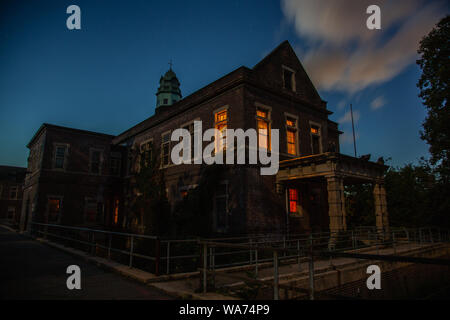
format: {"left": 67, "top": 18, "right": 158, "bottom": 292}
{"left": 282, "top": 66, "right": 296, "bottom": 92}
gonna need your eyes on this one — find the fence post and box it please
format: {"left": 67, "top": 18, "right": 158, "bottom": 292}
{"left": 166, "top": 241, "right": 170, "bottom": 275}
{"left": 273, "top": 250, "right": 279, "bottom": 300}
{"left": 249, "top": 239, "right": 253, "bottom": 264}
{"left": 203, "top": 243, "right": 208, "bottom": 294}
{"left": 108, "top": 234, "right": 112, "bottom": 260}
{"left": 129, "top": 235, "right": 134, "bottom": 268}
{"left": 155, "top": 238, "right": 160, "bottom": 276}
{"left": 255, "top": 249, "right": 258, "bottom": 277}
{"left": 297, "top": 239, "right": 302, "bottom": 271}
{"left": 92, "top": 233, "right": 96, "bottom": 256}
{"left": 351, "top": 230, "right": 355, "bottom": 249}
{"left": 309, "top": 234, "right": 315, "bottom": 300}
{"left": 392, "top": 232, "right": 396, "bottom": 254}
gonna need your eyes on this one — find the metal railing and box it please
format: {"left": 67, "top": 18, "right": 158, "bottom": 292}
{"left": 29, "top": 222, "right": 450, "bottom": 283}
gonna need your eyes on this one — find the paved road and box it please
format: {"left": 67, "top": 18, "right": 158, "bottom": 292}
{"left": 0, "top": 226, "right": 173, "bottom": 300}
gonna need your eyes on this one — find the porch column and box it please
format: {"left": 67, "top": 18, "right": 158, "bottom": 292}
{"left": 373, "top": 182, "right": 389, "bottom": 233}
{"left": 326, "top": 175, "right": 346, "bottom": 234}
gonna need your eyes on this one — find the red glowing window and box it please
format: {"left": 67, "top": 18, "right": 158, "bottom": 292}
{"left": 288, "top": 189, "right": 298, "bottom": 214}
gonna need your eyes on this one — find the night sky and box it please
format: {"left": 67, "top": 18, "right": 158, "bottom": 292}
{"left": 1, "top": 0, "right": 448, "bottom": 168}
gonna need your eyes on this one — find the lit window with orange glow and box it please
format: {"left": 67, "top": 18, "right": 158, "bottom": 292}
{"left": 288, "top": 189, "right": 298, "bottom": 214}
{"left": 215, "top": 110, "right": 227, "bottom": 152}
{"left": 286, "top": 117, "right": 297, "bottom": 155}
{"left": 113, "top": 200, "right": 119, "bottom": 224}
{"left": 48, "top": 198, "right": 61, "bottom": 223}
{"left": 256, "top": 109, "right": 270, "bottom": 151}
{"left": 310, "top": 124, "right": 321, "bottom": 155}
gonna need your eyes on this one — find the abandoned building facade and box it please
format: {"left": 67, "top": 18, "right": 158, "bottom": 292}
{"left": 0, "top": 166, "right": 26, "bottom": 227}
{"left": 19, "top": 41, "right": 389, "bottom": 236}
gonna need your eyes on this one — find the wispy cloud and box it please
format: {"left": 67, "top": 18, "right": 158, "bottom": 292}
{"left": 341, "top": 131, "right": 359, "bottom": 145}
{"left": 371, "top": 96, "right": 386, "bottom": 110}
{"left": 338, "top": 110, "right": 360, "bottom": 124}
{"left": 281, "top": 0, "right": 447, "bottom": 94}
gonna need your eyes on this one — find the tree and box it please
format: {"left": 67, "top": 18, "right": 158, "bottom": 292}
{"left": 417, "top": 15, "right": 450, "bottom": 178}
{"left": 127, "top": 146, "right": 171, "bottom": 236}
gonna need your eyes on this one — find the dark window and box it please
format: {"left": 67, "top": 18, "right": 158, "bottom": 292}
{"left": 283, "top": 69, "right": 294, "bottom": 91}
{"left": 90, "top": 150, "right": 102, "bottom": 174}
{"left": 161, "top": 133, "right": 171, "bottom": 167}
{"left": 9, "top": 186, "right": 18, "bottom": 200}
{"left": 312, "top": 136, "right": 321, "bottom": 154}
{"left": 7, "top": 206, "right": 15, "bottom": 220}
{"left": 163, "top": 98, "right": 168, "bottom": 104}
{"left": 84, "top": 198, "right": 97, "bottom": 223}
{"left": 110, "top": 158, "right": 121, "bottom": 176}
{"left": 55, "top": 146, "right": 66, "bottom": 169}
{"left": 215, "top": 183, "right": 228, "bottom": 230}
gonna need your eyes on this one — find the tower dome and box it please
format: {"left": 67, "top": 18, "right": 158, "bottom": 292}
{"left": 156, "top": 66, "right": 182, "bottom": 108}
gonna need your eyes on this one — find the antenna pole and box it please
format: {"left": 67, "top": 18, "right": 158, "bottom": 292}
{"left": 350, "top": 104, "right": 357, "bottom": 157}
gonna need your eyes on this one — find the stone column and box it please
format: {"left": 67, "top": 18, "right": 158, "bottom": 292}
{"left": 326, "top": 175, "right": 346, "bottom": 234}
{"left": 373, "top": 182, "right": 389, "bottom": 234}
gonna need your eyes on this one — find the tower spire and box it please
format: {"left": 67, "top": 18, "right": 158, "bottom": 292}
{"left": 155, "top": 65, "right": 182, "bottom": 110}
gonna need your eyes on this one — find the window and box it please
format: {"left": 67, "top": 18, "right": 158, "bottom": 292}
{"left": 214, "top": 182, "right": 228, "bottom": 231}
{"left": 288, "top": 189, "right": 298, "bottom": 214}
{"left": 215, "top": 110, "right": 227, "bottom": 152}
{"left": 110, "top": 152, "right": 122, "bottom": 176}
{"left": 163, "top": 98, "right": 168, "bottom": 105}
{"left": 182, "top": 123, "right": 195, "bottom": 161}
{"left": 7, "top": 206, "right": 15, "bottom": 220}
{"left": 140, "top": 140, "right": 153, "bottom": 169}
{"left": 90, "top": 149, "right": 102, "bottom": 174}
{"left": 286, "top": 117, "right": 297, "bottom": 156}
{"left": 47, "top": 197, "right": 61, "bottom": 223}
{"left": 84, "top": 198, "right": 97, "bottom": 223}
{"left": 310, "top": 124, "right": 322, "bottom": 155}
{"left": 256, "top": 109, "right": 270, "bottom": 151}
{"left": 113, "top": 200, "right": 119, "bottom": 225}
{"left": 54, "top": 146, "right": 66, "bottom": 169}
{"left": 9, "top": 186, "right": 18, "bottom": 200}
{"left": 161, "top": 132, "right": 171, "bottom": 167}
{"left": 283, "top": 67, "right": 295, "bottom": 92}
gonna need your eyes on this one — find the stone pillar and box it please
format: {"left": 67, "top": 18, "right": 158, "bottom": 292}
{"left": 326, "top": 175, "right": 346, "bottom": 234}
{"left": 373, "top": 182, "right": 389, "bottom": 234}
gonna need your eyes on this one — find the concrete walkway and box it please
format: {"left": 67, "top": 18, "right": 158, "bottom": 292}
{"left": 0, "top": 226, "right": 173, "bottom": 300}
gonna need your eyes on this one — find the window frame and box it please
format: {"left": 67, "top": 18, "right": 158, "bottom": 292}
{"left": 282, "top": 65, "right": 296, "bottom": 92}
{"left": 53, "top": 143, "right": 69, "bottom": 170}
{"left": 46, "top": 195, "right": 63, "bottom": 224}
{"left": 309, "top": 121, "right": 323, "bottom": 155}
{"left": 214, "top": 107, "right": 228, "bottom": 153}
{"left": 139, "top": 138, "right": 154, "bottom": 171}
{"left": 255, "top": 104, "right": 272, "bottom": 152}
{"left": 110, "top": 151, "right": 122, "bottom": 176}
{"left": 160, "top": 131, "right": 172, "bottom": 168}
{"left": 285, "top": 113, "right": 299, "bottom": 156}
{"left": 9, "top": 185, "right": 18, "bottom": 200}
{"left": 89, "top": 148, "right": 104, "bottom": 175}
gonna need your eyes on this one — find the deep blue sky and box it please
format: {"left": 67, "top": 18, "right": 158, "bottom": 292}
{"left": 0, "top": 0, "right": 447, "bottom": 168}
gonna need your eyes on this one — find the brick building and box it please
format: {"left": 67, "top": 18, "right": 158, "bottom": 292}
{"left": 19, "top": 41, "right": 389, "bottom": 236}
{"left": 0, "top": 166, "right": 26, "bottom": 227}
{"left": 19, "top": 124, "right": 125, "bottom": 232}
